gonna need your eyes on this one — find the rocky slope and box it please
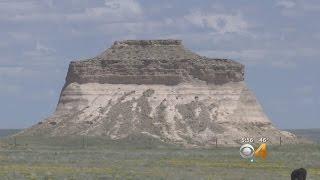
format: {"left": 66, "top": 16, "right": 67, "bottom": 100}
{"left": 19, "top": 40, "right": 297, "bottom": 147}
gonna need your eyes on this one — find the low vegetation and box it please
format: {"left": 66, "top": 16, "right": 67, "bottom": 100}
{"left": 0, "top": 136, "right": 319, "bottom": 179}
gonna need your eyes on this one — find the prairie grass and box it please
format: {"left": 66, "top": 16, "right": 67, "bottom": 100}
{"left": 0, "top": 136, "right": 319, "bottom": 179}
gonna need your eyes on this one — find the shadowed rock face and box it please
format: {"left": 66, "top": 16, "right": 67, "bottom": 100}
{"left": 65, "top": 40, "right": 244, "bottom": 86}
{"left": 19, "top": 40, "right": 298, "bottom": 147}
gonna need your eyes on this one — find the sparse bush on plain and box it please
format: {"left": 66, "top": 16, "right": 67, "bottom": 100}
{"left": 0, "top": 136, "right": 319, "bottom": 179}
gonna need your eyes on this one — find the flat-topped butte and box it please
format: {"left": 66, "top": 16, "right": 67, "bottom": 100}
{"left": 19, "top": 39, "right": 298, "bottom": 147}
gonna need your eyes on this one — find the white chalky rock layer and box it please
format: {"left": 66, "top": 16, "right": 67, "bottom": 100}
{"left": 20, "top": 82, "right": 297, "bottom": 146}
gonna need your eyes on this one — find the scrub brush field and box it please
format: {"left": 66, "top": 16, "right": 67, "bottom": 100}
{"left": 0, "top": 136, "right": 319, "bottom": 180}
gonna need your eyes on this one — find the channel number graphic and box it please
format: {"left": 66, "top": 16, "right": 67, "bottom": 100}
{"left": 239, "top": 137, "right": 268, "bottom": 161}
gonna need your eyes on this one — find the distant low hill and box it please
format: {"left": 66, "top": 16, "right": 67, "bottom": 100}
{"left": 286, "top": 129, "right": 320, "bottom": 143}
{"left": 0, "top": 129, "right": 21, "bottom": 137}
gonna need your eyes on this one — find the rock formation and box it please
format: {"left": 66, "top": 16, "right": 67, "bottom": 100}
{"left": 20, "top": 40, "right": 297, "bottom": 147}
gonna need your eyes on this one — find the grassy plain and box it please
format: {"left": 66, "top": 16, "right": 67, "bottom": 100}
{"left": 0, "top": 136, "right": 319, "bottom": 180}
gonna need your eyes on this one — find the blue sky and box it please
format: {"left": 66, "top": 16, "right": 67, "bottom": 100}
{"left": 0, "top": 0, "right": 319, "bottom": 129}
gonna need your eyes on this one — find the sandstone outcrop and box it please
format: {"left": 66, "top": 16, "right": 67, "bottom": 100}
{"left": 66, "top": 40, "right": 244, "bottom": 86}
{"left": 20, "top": 40, "right": 297, "bottom": 146}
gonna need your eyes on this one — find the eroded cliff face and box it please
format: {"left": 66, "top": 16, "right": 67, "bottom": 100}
{"left": 65, "top": 40, "right": 244, "bottom": 86}
{"left": 20, "top": 40, "right": 297, "bottom": 146}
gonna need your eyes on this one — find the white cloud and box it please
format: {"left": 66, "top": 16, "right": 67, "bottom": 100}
{"left": 184, "top": 11, "right": 249, "bottom": 34}
{"left": 198, "top": 45, "right": 320, "bottom": 68}
{"left": 0, "top": 1, "right": 39, "bottom": 13}
{"left": 104, "top": 0, "right": 141, "bottom": 15}
{"left": 300, "top": 97, "right": 315, "bottom": 105}
{"left": 0, "top": 84, "right": 21, "bottom": 95}
{"left": 276, "top": 0, "right": 296, "bottom": 9}
{"left": 0, "top": 1, "right": 45, "bottom": 21}
{"left": 0, "top": 67, "right": 24, "bottom": 77}
{"left": 271, "top": 61, "right": 297, "bottom": 69}
{"left": 198, "top": 49, "right": 267, "bottom": 65}
{"left": 97, "top": 20, "right": 171, "bottom": 37}
{"left": 9, "top": 32, "right": 32, "bottom": 41}
{"left": 66, "top": 0, "right": 142, "bottom": 23}
{"left": 300, "top": 1, "right": 320, "bottom": 12}
{"left": 10, "top": 13, "right": 61, "bottom": 22}
{"left": 277, "top": 0, "right": 320, "bottom": 17}
{"left": 0, "top": 1, "right": 61, "bottom": 22}
{"left": 35, "top": 41, "right": 55, "bottom": 54}
{"left": 0, "top": 0, "right": 142, "bottom": 24}
{"left": 24, "top": 41, "right": 56, "bottom": 58}
{"left": 294, "top": 86, "right": 314, "bottom": 96}
{"left": 0, "top": 66, "right": 49, "bottom": 78}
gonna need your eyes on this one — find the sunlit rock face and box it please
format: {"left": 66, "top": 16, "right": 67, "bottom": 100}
{"left": 20, "top": 40, "right": 297, "bottom": 147}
